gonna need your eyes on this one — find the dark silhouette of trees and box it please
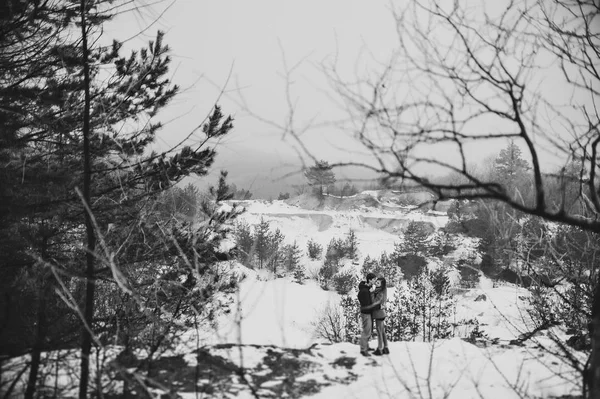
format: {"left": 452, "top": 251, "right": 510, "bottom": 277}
{"left": 0, "top": 1, "right": 236, "bottom": 397}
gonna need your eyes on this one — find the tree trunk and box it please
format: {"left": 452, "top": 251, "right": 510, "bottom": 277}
{"left": 588, "top": 279, "right": 600, "bottom": 399}
{"left": 78, "top": 1, "right": 96, "bottom": 397}
{"left": 24, "top": 281, "right": 48, "bottom": 399}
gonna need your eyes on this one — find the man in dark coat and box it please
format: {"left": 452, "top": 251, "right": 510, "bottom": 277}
{"left": 357, "top": 272, "right": 377, "bottom": 356}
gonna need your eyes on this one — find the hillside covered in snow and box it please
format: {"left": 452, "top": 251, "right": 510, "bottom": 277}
{"left": 2, "top": 191, "right": 588, "bottom": 398}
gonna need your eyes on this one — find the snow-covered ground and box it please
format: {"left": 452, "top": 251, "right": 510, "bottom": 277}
{"left": 182, "top": 272, "right": 582, "bottom": 398}
{"left": 2, "top": 193, "right": 585, "bottom": 398}
{"left": 3, "top": 273, "right": 583, "bottom": 398}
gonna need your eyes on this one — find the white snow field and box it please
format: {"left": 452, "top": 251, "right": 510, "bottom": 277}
{"left": 195, "top": 273, "right": 582, "bottom": 399}
{"left": 1, "top": 193, "right": 585, "bottom": 398}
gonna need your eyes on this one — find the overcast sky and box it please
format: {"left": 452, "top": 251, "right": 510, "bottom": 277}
{"left": 106, "top": 0, "right": 403, "bottom": 196}
{"left": 108, "top": 0, "right": 582, "bottom": 198}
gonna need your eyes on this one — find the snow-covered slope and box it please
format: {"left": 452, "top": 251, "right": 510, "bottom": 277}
{"left": 179, "top": 272, "right": 584, "bottom": 398}
{"left": 2, "top": 193, "right": 584, "bottom": 398}
{"left": 2, "top": 267, "right": 583, "bottom": 398}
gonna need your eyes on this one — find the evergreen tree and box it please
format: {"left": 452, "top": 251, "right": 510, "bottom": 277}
{"left": 333, "top": 270, "right": 358, "bottom": 295}
{"left": 344, "top": 229, "right": 359, "bottom": 260}
{"left": 284, "top": 241, "right": 302, "bottom": 272}
{"left": 307, "top": 239, "right": 323, "bottom": 260}
{"left": 325, "top": 237, "right": 346, "bottom": 264}
{"left": 494, "top": 140, "right": 530, "bottom": 181}
{"left": 234, "top": 221, "right": 254, "bottom": 265}
{"left": 293, "top": 263, "right": 307, "bottom": 284}
{"left": 401, "top": 221, "right": 431, "bottom": 254}
{"left": 268, "top": 228, "right": 285, "bottom": 274}
{"left": 253, "top": 218, "right": 271, "bottom": 269}
{"left": 209, "top": 170, "right": 234, "bottom": 202}
{"left": 0, "top": 2, "right": 235, "bottom": 396}
{"left": 379, "top": 252, "right": 402, "bottom": 287}
{"left": 156, "top": 184, "right": 199, "bottom": 222}
{"left": 304, "top": 160, "right": 336, "bottom": 196}
{"left": 494, "top": 140, "right": 531, "bottom": 199}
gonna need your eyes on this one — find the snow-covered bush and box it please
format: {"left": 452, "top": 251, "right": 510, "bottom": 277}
{"left": 333, "top": 270, "right": 358, "bottom": 295}
{"left": 312, "top": 301, "right": 344, "bottom": 343}
{"left": 318, "top": 260, "right": 340, "bottom": 290}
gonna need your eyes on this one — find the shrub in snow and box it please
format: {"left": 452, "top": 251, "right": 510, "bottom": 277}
{"left": 318, "top": 259, "right": 340, "bottom": 290}
{"left": 392, "top": 252, "right": 427, "bottom": 280}
{"left": 427, "top": 231, "right": 457, "bottom": 258}
{"left": 528, "top": 284, "right": 590, "bottom": 333}
{"left": 312, "top": 301, "right": 344, "bottom": 343}
{"left": 307, "top": 239, "right": 323, "bottom": 260}
{"left": 333, "top": 270, "right": 358, "bottom": 295}
{"left": 462, "top": 319, "right": 490, "bottom": 344}
{"left": 293, "top": 264, "right": 307, "bottom": 284}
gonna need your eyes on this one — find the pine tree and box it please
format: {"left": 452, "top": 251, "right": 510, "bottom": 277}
{"left": 360, "top": 255, "right": 383, "bottom": 279}
{"left": 344, "top": 229, "right": 359, "bottom": 260}
{"left": 284, "top": 241, "right": 302, "bottom": 272}
{"left": 0, "top": 2, "right": 236, "bottom": 396}
{"left": 494, "top": 140, "right": 530, "bottom": 198}
{"left": 235, "top": 221, "right": 254, "bottom": 265}
{"left": 494, "top": 140, "right": 529, "bottom": 181}
{"left": 401, "top": 221, "right": 431, "bottom": 254}
{"left": 209, "top": 170, "right": 234, "bottom": 202}
{"left": 268, "top": 228, "right": 285, "bottom": 274}
{"left": 253, "top": 218, "right": 271, "bottom": 268}
{"left": 307, "top": 239, "right": 323, "bottom": 260}
{"left": 304, "top": 160, "right": 336, "bottom": 196}
{"left": 293, "top": 263, "right": 307, "bottom": 284}
{"left": 379, "top": 252, "right": 402, "bottom": 287}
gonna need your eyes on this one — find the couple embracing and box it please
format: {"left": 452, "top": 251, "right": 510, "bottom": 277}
{"left": 357, "top": 272, "right": 389, "bottom": 356}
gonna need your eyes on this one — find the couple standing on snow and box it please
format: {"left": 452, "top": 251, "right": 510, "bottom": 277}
{"left": 357, "top": 272, "right": 389, "bottom": 356}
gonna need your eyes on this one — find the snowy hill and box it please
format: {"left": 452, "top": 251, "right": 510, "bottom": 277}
{"left": 2, "top": 192, "right": 585, "bottom": 398}
{"left": 4, "top": 272, "right": 582, "bottom": 398}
